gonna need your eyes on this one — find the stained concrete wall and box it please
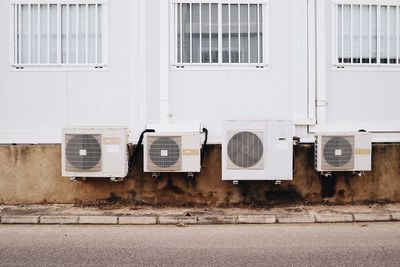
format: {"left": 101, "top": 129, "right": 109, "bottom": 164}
{"left": 0, "top": 144, "right": 399, "bottom": 205}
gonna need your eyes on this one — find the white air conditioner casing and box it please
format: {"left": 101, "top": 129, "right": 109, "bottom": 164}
{"left": 62, "top": 128, "right": 129, "bottom": 178}
{"left": 143, "top": 132, "right": 202, "bottom": 173}
{"left": 222, "top": 120, "right": 293, "bottom": 181}
{"left": 315, "top": 132, "right": 372, "bottom": 172}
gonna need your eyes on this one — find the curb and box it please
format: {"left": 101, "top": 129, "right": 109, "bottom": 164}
{"left": 391, "top": 212, "right": 400, "bottom": 221}
{"left": 0, "top": 212, "right": 400, "bottom": 225}
{"left": 315, "top": 213, "right": 354, "bottom": 223}
{"left": 237, "top": 215, "right": 276, "bottom": 224}
{"left": 277, "top": 214, "right": 316, "bottom": 224}
{"left": 78, "top": 216, "right": 119, "bottom": 225}
{"left": 353, "top": 212, "right": 392, "bottom": 222}
{"left": 1, "top": 216, "right": 40, "bottom": 224}
{"left": 197, "top": 216, "right": 237, "bottom": 224}
{"left": 158, "top": 216, "right": 198, "bottom": 225}
{"left": 40, "top": 216, "right": 78, "bottom": 225}
{"left": 119, "top": 216, "right": 157, "bottom": 225}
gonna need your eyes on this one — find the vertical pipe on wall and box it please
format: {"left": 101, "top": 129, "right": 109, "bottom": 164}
{"left": 138, "top": 0, "right": 147, "bottom": 130}
{"left": 316, "top": 0, "right": 327, "bottom": 124}
{"left": 307, "top": 0, "right": 316, "bottom": 123}
{"left": 159, "top": 0, "right": 170, "bottom": 124}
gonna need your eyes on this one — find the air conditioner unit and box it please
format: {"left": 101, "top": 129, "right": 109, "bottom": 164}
{"left": 315, "top": 132, "right": 372, "bottom": 172}
{"left": 222, "top": 120, "right": 293, "bottom": 181}
{"left": 143, "top": 132, "right": 202, "bottom": 173}
{"left": 62, "top": 128, "right": 129, "bottom": 179}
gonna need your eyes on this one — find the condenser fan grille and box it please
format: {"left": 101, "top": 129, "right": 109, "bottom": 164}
{"left": 65, "top": 134, "right": 102, "bottom": 171}
{"left": 322, "top": 136, "right": 354, "bottom": 170}
{"left": 227, "top": 131, "right": 264, "bottom": 169}
{"left": 147, "top": 136, "right": 182, "bottom": 171}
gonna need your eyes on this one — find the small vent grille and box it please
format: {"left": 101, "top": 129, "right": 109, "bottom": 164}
{"left": 321, "top": 136, "right": 354, "bottom": 170}
{"left": 147, "top": 136, "right": 182, "bottom": 171}
{"left": 227, "top": 131, "right": 264, "bottom": 169}
{"left": 65, "top": 134, "right": 102, "bottom": 172}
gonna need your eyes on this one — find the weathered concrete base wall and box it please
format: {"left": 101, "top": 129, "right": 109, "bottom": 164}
{"left": 0, "top": 144, "right": 399, "bottom": 205}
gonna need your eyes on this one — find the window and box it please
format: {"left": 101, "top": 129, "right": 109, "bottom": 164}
{"left": 11, "top": 1, "right": 106, "bottom": 69}
{"left": 172, "top": 1, "right": 267, "bottom": 66}
{"left": 333, "top": 2, "right": 400, "bottom": 66}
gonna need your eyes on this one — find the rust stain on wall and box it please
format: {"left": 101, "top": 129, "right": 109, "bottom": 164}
{"left": 0, "top": 144, "right": 399, "bottom": 205}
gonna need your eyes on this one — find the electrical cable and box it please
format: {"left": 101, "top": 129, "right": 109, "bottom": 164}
{"left": 293, "top": 137, "right": 300, "bottom": 175}
{"left": 201, "top": 127, "right": 208, "bottom": 168}
{"left": 128, "top": 129, "right": 155, "bottom": 175}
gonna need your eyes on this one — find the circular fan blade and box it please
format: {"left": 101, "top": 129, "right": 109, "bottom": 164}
{"left": 149, "top": 137, "right": 180, "bottom": 168}
{"left": 228, "top": 131, "right": 263, "bottom": 168}
{"left": 323, "top": 137, "right": 353, "bottom": 167}
{"left": 66, "top": 134, "right": 101, "bottom": 170}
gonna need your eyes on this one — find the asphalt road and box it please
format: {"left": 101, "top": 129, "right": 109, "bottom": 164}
{"left": 0, "top": 223, "right": 400, "bottom": 266}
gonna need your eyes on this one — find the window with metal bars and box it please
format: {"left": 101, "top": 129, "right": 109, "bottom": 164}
{"left": 11, "top": 1, "right": 106, "bottom": 68}
{"left": 173, "top": 1, "right": 267, "bottom": 66}
{"left": 334, "top": 2, "right": 400, "bottom": 66}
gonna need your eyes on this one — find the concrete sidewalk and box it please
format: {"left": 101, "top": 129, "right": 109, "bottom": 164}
{"left": 1, "top": 203, "right": 400, "bottom": 225}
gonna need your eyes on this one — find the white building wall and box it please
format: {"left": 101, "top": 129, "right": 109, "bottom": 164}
{"left": 0, "top": 0, "right": 399, "bottom": 144}
{"left": 311, "top": 0, "right": 400, "bottom": 139}
{"left": 163, "top": 0, "right": 310, "bottom": 142}
{"left": 0, "top": 0, "right": 142, "bottom": 143}
{"left": 145, "top": 0, "right": 161, "bottom": 126}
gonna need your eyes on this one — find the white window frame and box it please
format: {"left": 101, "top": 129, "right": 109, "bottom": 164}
{"left": 170, "top": 0, "right": 269, "bottom": 69}
{"left": 9, "top": 0, "right": 108, "bottom": 71}
{"left": 331, "top": 0, "right": 400, "bottom": 70}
